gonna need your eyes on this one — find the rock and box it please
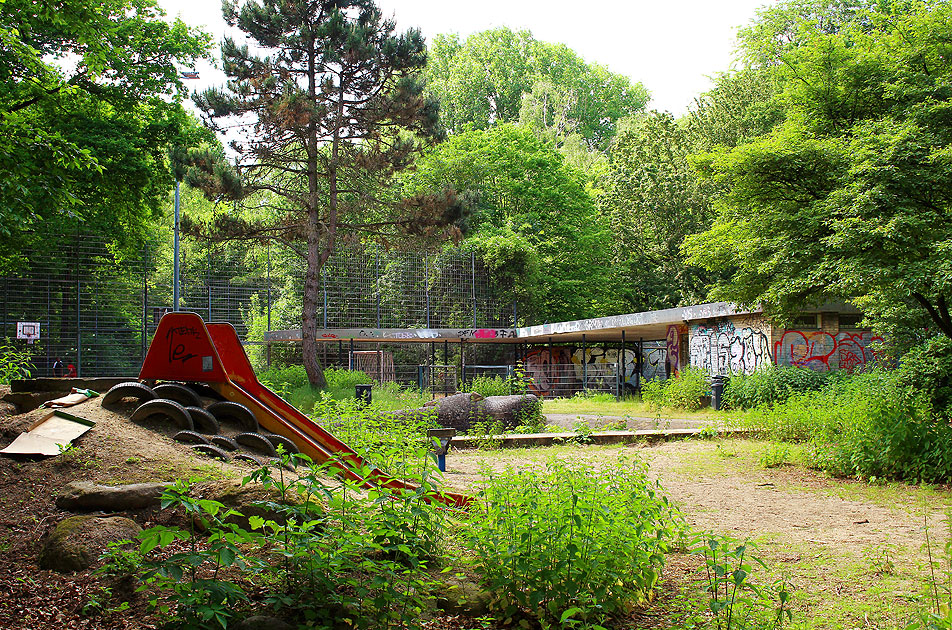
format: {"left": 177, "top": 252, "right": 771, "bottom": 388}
{"left": 233, "top": 615, "right": 293, "bottom": 630}
{"left": 433, "top": 575, "right": 492, "bottom": 616}
{"left": 2, "top": 392, "right": 57, "bottom": 413}
{"left": 38, "top": 515, "right": 141, "bottom": 572}
{"left": 56, "top": 481, "right": 171, "bottom": 512}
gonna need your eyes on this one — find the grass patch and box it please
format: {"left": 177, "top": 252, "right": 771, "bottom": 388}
{"left": 542, "top": 394, "right": 722, "bottom": 419}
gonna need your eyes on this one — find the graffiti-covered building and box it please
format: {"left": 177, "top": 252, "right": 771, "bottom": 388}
{"left": 267, "top": 301, "right": 881, "bottom": 398}
{"left": 684, "top": 309, "right": 881, "bottom": 376}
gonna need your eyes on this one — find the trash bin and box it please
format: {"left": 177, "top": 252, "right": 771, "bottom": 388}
{"left": 355, "top": 384, "right": 372, "bottom": 406}
{"left": 711, "top": 375, "right": 728, "bottom": 410}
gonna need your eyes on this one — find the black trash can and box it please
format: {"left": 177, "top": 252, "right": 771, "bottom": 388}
{"left": 355, "top": 384, "right": 372, "bottom": 406}
{"left": 711, "top": 375, "right": 728, "bottom": 410}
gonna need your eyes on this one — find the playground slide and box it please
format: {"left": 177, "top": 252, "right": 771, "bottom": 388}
{"left": 139, "top": 312, "right": 469, "bottom": 508}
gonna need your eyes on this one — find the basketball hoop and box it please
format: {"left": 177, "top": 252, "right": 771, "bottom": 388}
{"left": 16, "top": 322, "right": 40, "bottom": 344}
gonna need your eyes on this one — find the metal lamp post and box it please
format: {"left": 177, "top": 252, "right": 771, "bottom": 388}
{"left": 173, "top": 70, "right": 200, "bottom": 312}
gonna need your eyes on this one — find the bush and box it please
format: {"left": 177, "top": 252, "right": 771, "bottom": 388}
{"left": 464, "top": 456, "right": 681, "bottom": 627}
{"left": 722, "top": 365, "right": 839, "bottom": 411}
{"left": 896, "top": 335, "right": 952, "bottom": 420}
{"left": 746, "top": 370, "right": 952, "bottom": 483}
{"left": 468, "top": 374, "right": 512, "bottom": 398}
{"left": 312, "top": 394, "right": 438, "bottom": 478}
{"left": 641, "top": 366, "right": 711, "bottom": 411}
{"left": 245, "top": 454, "right": 447, "bottom": 630}
{"left": 0, "top": 340, "right": 33, "bottom": 384}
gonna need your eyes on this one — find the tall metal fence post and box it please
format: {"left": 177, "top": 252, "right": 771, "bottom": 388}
{"left": 322, "top": 267, "right": 328, "bottom": 328}
{"left": 207, "top": 247, "right": 213, "bottom": 320}
{"left": 582, "top": 334, "right": 587, "bottom": 393}
{"left": 424, "top": 256, "right": 430, "bottom": 328}
{"left": 141, "top": 261, "right": 148, "bottom": 364}
{"left": 76, "top": 271, "right": 82, "bottom": 377}
{"left": 375, "top": 247, "right": 381, "bottom": 327}
{"left": 471, "top": 251, "right": 477, "bottom": 328}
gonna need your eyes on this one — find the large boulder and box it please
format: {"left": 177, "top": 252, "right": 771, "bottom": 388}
{"left": 56, "top": 481, "right": 171, "bottom": 512}
{"left": 38, "top": 515, "right": 141, "bottom": 572}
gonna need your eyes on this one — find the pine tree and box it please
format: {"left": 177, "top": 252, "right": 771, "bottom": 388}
{"left": 194, "top": 0, "right": 458, "bottom": 386}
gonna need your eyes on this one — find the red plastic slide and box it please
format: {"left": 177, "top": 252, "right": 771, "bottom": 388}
{"left": 139, "top": 312, "right": 470, "bottom": 508}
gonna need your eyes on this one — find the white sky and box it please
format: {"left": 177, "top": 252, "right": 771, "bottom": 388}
{"left": 158, "top": 0, "right": 776, "bottom": 115}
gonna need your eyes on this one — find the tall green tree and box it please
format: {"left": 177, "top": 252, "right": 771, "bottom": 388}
{"left": 194, "top": 0, "right": 458, "bottom": 387}
{"left": 684, "top": 0, "right": 952, "bottom": 344}
{"left": 405, "top": 124, "right": 611, "bottom": 323}
{"left": 0, "top": 0, "right": 210, "bottom": 267}
{"left": 425, "top": 27, "right": 649, "bottom": 150}
{"left": 599, "top": 67, "right": 783, "bottom": 312}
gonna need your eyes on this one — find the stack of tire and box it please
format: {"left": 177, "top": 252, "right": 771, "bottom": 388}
{"left": 102, "top": 381, "right": 299, "bottom": 467}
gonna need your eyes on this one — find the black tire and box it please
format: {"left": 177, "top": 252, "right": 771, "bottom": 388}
{"left": 130, "top": 399, "right": 194, "bottom": 431}
{"left": 153, "top": 383, "right": 203, "bottom": 408}
{"left": 207, "top": 401, "right": 259, "bottom": 432}
{"left": 185, "top": 406, "right": 220, "bottom": 434}
{"left": 190, "top": 444, "right": 231, "bottom": 461}
{"left": 102, "top": 382, "right": 155, "bottom": 406}
{"left": 185, "top": 382, "right": 226, "bottom": 401}
{"left": 174, "top": 430, "right": 210, "bottom": 445}
{"left": 232, "top": 452, "right": 268, "bottom": 466}
{"left": 263, "top": 433, "right": 300, "bottom": 455}
{"left": 210, "top": 435, "right": 239, "bottom": 451}
{"left": 235, "top": 432, "right": 278, "bottom": 457}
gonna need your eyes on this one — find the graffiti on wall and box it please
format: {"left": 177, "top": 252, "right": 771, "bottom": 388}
{"left": 666, "top": 325, "right": 687, "bottom": 376}
{"left": 523, "top": 345, "right": 666, "bottom": 396}
{"left": 774, "top": 330, "right": 883, "bottom": 372}
{"left": 524, "top": 347, "right": 575, "bottom": 396}
{"left": 689, "top": 318, "right": 772, "bottom": 376}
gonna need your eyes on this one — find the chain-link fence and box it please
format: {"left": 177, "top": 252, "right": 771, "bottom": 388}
{"left": 0, "top": 233, "right": 513, "bottom": 378}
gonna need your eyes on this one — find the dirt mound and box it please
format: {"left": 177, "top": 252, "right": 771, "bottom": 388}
{"left": 0, "top": 395, "right": 264, "bottom": 629}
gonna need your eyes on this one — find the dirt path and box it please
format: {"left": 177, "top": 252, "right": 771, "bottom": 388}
{"left": 442, "top": 439, "right": 948, "bottom": 627}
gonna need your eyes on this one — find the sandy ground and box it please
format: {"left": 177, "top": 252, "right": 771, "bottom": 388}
{"left": 440, "top": 439, "right": 948, "bottom": 626}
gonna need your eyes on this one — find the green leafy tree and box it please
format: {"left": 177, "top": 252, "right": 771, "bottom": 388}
{"left": 684, "top": 0, "right": 952, "bottom": 345}
{"left": 425, "top": 27, "right": 649, "bottom": 150}
{"left": 600, "top": 68, "right": 783, "bottom": 312}
{"left": 406, "top": 124, "right": 611, "bottom": 323}
{"left": 0, "top": 0, "right": 210, "bottom": 267}
{"left": 193, "top": 0, "right": 459, "bottom": 387}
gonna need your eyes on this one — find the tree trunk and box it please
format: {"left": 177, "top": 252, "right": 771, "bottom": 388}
{"left": 301, "top": 217, "right": 327, "bottom": 388}
{"left": 301, "top": 32, "right": 328, "bottom": 389}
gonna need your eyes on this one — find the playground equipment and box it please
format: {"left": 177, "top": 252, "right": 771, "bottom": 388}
{"left": 111, "top": 312, "right": 469, "bottom": 508}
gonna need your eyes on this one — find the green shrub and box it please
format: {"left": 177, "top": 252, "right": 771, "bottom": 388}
{"left": 746, "top": 370, "right": 952, "bottom": 483}
{"left": 468, "top": 374, "right": 512, "bottom": 398}
{"left": 245, "top": 454, "right": 446, "bottom": 630}
{"left": 642, "top": 366, "right": 711, "bottom": 411}
{"left": 896, "top": 336, "right": 952, "bottom": 420}
{"left": 312, "top": 394, "right": 438, "bottom": 478}
{"left": 464, "top": 456, "right": 680, "bottom": 627}
{"left": 722, "top": 365, "right": 839, "bottom": 411}
{"left": 0, "top": 340, "right": 33, "bottom": 384}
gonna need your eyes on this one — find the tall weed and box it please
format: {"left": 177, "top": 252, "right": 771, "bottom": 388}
{"left": 722, "top": 365, "right": 839, "bottom": 411}
{"left": 244, "top": 454, "right": 447, "bottom": 630}
{"left": 642, "top": 366, "right": 711, "bottom": 411}
{"left": 464, "top": 456, "right": 681, "bottom": 627}
{"left": 746, "top": 371, "right": 952, "bottom": 483}
{"left": 0, "top": 340, "right": 33, "bottom": 384}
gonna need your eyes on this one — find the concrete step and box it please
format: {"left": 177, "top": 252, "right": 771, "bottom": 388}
{"left": 450, "top": 426, "right": 751, "bottom": 448}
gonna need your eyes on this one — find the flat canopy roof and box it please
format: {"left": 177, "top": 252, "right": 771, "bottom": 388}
{"left": 264, "top": 302, "right": 760, "bottom": 344}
